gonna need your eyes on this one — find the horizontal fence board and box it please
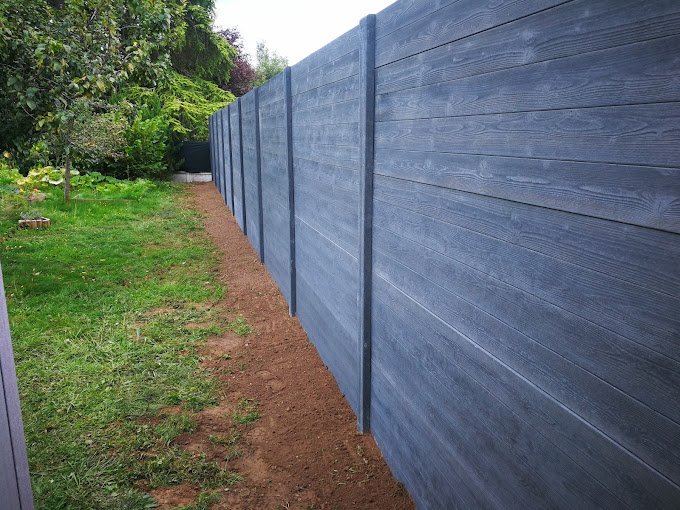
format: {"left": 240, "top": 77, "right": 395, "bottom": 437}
{"left": 374, "top": 148, "right": 680, "bottom": 233}
{"left": 376, "top": 34, "right": 680, "bottom": 121}
{"left": 371, "top": 274, "right": 679, "bottom": 508}
{"left": 374, "top": 197, "right": 680, "bottom": 378}
{"left": 292, "top": 48, "right": 360, "bottom": 96}
{"left": 371, "top": 368, "right": 487, "bottom": 509}
{"left": 374, "top": 195, "right": 680, "bottom": 362}
{"left": 375, "top": 0, "right": 567, "bottom": 66}
{"left": 292, "top": 122, "right": 360, "bottom": 148}
{"left": 292, "top": 143, "right": 360, "bottom": 168}
{"left": 376, "top": 0, "right": 680, "bottom": 94}
{"left": 376, "top": 103, "right": 680, "bottom": 168}
{"left": 375, "top": 0, "right": 457, "bottom": 41}
{"left": 293, "top": 26, "right": 360, "bottom": 78}
{"left": 292, "top": 98, "right": 360, "bottom": 126}
{"left": 258, "top": 73, "right": 285, "bottom": 104}
{"left": 292, "top": 75, "right": 360, "bottom": 111}
{"left": 294, "top": 179, "right": 358, "bottom": 258}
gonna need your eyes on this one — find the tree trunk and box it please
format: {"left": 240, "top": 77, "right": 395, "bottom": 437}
{"left": 64, "top": 155, "right": 71, "bottom": 202}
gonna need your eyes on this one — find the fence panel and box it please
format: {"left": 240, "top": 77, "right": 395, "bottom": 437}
{"left": 216, "top": 108, "right": 229, "bottom": 209}
{"left": 258, "top": 72, "right": 292, "bottom": 304}
{"left": 290, "top": 26, "right": 362, "bottom": 414}
{"left": 241, "top": 91, "right": 264, "bottom": 260}
{"left": 230, "top": 103, "right": 246, "bottom": 231}
{"left": 369, "top": 0, "right": 680, "bottom": 508}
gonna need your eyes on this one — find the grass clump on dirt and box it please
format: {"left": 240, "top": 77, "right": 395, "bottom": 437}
{"left": 232, "top": 398, "right": 261, "bottom": 425}
{"left": 1, "top": 184, "right": 247, "bottom": 509}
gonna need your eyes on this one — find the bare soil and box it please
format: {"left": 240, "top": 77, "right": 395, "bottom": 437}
{"left": 163, "top": 183, "right": 414, "bottom": 509}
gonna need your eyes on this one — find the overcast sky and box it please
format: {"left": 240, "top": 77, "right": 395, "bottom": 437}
{"left": 213, "top": 0, "right": 395, "bottom": 65}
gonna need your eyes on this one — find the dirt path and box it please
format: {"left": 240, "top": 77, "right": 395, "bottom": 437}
{"left": 175, "top": 183, "right": 413, "bottom": 509}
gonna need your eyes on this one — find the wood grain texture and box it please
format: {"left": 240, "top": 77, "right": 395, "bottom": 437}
{"left": 241, "top": 93, "right": 262, "bottom": 256}
{"left": 371, "top": 274, "right": 680, "bottom": 508}
{"left": 292, "top": 26, "right": 359, "bottom": 81}
{"left": 292, "top": 75, "right": 359, "bottom": 111}
{"left": 376, "top": 34, "right": 680, "bottom": 120}
{"left": 376, "top": 103, "right": 680, "bottom": 168}
{"left": 375, "top": 0, "right": 567, "bottom": 66}
{"left": 259, "top": 75, "right": 291, "bottom": 302}
{"left": 294, "top": 219, "right": 360, "bottom": 413}
{"left": 230, "top": 103, "right": 245, "bottom": 231}
{"left": 376, "top": 0, "right": 680, "bottom": 94}
{"left": 373, "top": 197, "right": 680, "bottom": 364}
{"left": 220, "top": 109, "right": 231, "bottom": 206}
{"left": 373, "top": 224, "right": 680, "bottom": 482}
{"left": 213, "top": 1, "right": 680, "bottom": 508}
{"left": 374, "top": 175, "right": 680, "bottom": 299}
{"left": 374, "top": 149, "right": 680, "bottom": 233}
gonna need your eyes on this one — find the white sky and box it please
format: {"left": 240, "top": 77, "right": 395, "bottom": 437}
{"left": 213, "top": 0, "right": 395, "bottom": 65}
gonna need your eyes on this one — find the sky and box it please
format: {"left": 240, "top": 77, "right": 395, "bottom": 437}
{"left": 213, "top": 0, "right": 395, "bottom": 65}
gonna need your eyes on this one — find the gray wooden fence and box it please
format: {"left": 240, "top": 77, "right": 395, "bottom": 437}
{"left": 0, "top": 265, "right": 34, "bottom": 509}
{"left": 210, "top": 1, "right": 680, "bottom": 507}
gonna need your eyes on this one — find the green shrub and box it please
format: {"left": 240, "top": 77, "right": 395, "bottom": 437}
{"left": 121, "top": 112, "right": 170, "bottom": 180}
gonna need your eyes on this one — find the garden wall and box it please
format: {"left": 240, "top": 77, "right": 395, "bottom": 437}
{"left": 209, "top": 1, "right": 680, "bottom": 507}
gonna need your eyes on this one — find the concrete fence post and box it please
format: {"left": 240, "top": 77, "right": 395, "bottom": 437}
{"left": 358, "top": 13, "right": 376, "bottom": 433}
{"left": 254, "top": 88, "right": 265, "bottom": 263}
{"left": 284, "top": 67, "right": 297, "bottom": 317}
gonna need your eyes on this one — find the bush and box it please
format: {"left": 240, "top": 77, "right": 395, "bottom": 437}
{"left": 121, "top": 112, "right": 170, "bottom": 180}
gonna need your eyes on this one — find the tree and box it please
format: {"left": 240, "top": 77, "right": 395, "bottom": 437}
{"left": 217, "top": 27, "right": 256, "bottom": 96}
{"left": 53, "top": 101, "right": 126, "bottom": 201}
{"left": 170, "top": 0, "right": 235, "bottom": 88}
{"left": 0, "top": 0, "right": 186, "bottom": 177}
{"left": 254, "top": 42, "right": 288, "bottom": 86}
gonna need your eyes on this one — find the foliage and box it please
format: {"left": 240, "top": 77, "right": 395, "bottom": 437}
{"left": 120, "top": 110, "right": 170, "bottom": 179}
{"left": 171, "top": 1, "right": 236, "bottom": 88}
{"left": 0, "top": 160, "right": 22, "bottom": 190}
{"left": 0, "top": 0, "right": 236, "bottom": 179}
{"left": 17, "top": 166, "right": 79, "bottom": 190}
{"left": 254, "top": 42, "right": 288, "bottom": 86}
{"left": 4, "top": 165, "right": 155, "bottom": 200}
{"left": 2, "top": 185, "right": 248, "bottom": 509}
{"left": 19, "top": 209, "right": 45, "bottom": 220}
{"left": 0, "top": 0, "right": 186, "bottom": 152}
{"left": 217, "top": 28, "right": 256, "bottom": 96}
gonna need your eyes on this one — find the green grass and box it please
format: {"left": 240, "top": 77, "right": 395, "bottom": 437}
{"left": 232, "top": 398, "right": 261, "bottom": 425}
{"left": 1, "top": 185, "right": 246, "bottom": 509}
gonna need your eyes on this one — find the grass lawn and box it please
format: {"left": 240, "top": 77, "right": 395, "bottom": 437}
{"left": 1, "top": 184, "right": 247, "bottom": 509}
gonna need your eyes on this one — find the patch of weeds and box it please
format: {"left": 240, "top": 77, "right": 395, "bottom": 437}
{"left": 209, "top": 431, "right": 242, "bottom": 462}
{"left": 136, "top": 448, "right": 240, "bottom": 489}
{"left": 232, "top": 398, "right": 261, "bottom": 425}
{"left": 208, "top": 431, "right": 240, "bottom": 447}
{"left": 179, "top": 490, "right": 222, "bottom": 510}
{"left": 226, "top": 316, "right": 252, "bottom": 336}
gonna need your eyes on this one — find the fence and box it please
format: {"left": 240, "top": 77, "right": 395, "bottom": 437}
{"left": 0, "top": 265, "right": 34, "bottom": 509}
{"left": 209, "top": 1, "right": 680, "bottom": 507}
